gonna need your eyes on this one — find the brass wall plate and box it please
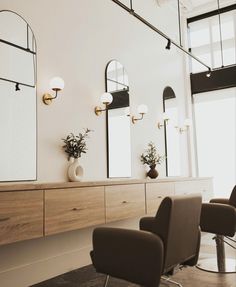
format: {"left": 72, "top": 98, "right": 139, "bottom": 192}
{"left": 94, "top": 106, "right": 102, "bottom": 116}
{"left": 42, "top": 93, "right": 53, "bottom": 105}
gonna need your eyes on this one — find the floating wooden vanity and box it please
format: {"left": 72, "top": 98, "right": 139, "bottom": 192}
{"left": 0, "top": 177, "right": 213, "bottom": 246}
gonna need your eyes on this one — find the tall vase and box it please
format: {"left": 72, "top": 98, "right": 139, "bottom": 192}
{"left": 68, "top": 158, "right": 84, "bottom": 182}
{"left": 147, "top": 164, "right": 159, "bottom": 179}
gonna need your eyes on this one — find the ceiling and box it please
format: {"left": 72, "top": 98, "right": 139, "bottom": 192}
{"left": 182, "top": 0, "right": 236, "bottom": 17}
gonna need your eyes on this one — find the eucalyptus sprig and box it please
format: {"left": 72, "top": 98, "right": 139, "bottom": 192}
{"left": 140, "top": 142, "right": 165, "bottom": 167}
{"left": 62, "top": 128, "right": 92, "bottom": 160}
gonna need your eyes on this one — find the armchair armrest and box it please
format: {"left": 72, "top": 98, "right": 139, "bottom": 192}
{"left": 91, "top": 227, "right": 163, "bottom": 287}
{"left": 139, "top": 216, "right": 156, "bottom": 233}
{"left": 210, "top": 198, "right": 230, "bottom": 205}
{"left": 200, "top": 203, "right": 236, "bottom": 237}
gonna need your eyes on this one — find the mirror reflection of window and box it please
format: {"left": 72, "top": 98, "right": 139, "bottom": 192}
{"left": 106, "top": 60, "right": 131, "bottom": 178}
{"left": 163, "top": 87, "right": 181, "bottom": 177}
{"left": 0, "top": 11, "right": 36, "bottom": 181}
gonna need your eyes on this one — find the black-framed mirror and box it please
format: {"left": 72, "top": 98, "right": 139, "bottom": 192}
{"left": 0, "top": 10, "right": 37, "bottom": 181}
{"left": 163, "top": 86, "right": 181, "bottom": 177}
{"left": 106, "top": 60, "right": 131, "bottom": 178}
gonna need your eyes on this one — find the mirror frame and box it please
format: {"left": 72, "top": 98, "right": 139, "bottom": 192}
{"left": 162, "top": 86, "right": 176, "bottom": 177}
{"left": 105, "top": 60, "right": 131, "bottom": 178}
{"left": 0, "top": 10, "right": 37, "bottom": 182}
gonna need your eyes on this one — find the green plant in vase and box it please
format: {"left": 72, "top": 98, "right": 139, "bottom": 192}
{"left": 140, "top": 142, "right": 165, "bottom": 179}
{"left": 62, "top": 128, "right": 92, "bottom": 181}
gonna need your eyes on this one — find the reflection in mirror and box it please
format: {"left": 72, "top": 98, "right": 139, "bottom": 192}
{"left": 0, "top": 10, "right": 36, "bottom": 181}
{"left": 163, "top": 87, "right": 181, "bottom": 177}
{"left": 106, "top": 60, "right": 131, "bottom": 178}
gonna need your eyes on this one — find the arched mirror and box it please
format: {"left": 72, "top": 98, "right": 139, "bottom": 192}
{"left": 0, "top": 10, "right": 37, "bottom": 181}
{"left": 106, "top": 60, "right": 131, "bottom": 178}
{"left": 163, "top": 87, "right": 181, "bottom": 177}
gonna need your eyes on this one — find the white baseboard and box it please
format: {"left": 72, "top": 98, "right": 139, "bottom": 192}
{"left": 0, "top": 245, "right": 92, "bottom": 287}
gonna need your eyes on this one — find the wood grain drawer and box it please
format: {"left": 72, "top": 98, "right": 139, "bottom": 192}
{"left": 175, "top": 179, "right": 213, "bottom": 202}
{"left": 105, "top": 184, "right": 145, "bottom": 223}
{"left": 146, "top": 182, "right": 175, "bottom": 214}
{"left": 45, "top": 187, "right": 105, "bottom": 235}
{"left": 0, "top": 190, "right": 43, "bottom": 245}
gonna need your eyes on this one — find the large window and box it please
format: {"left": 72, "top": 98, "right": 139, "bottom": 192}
{"left": 188, "top": 9, "right": 236, "bottom": 73}
{"left": 193, "top": 88, "right": 236, "bottom": 198}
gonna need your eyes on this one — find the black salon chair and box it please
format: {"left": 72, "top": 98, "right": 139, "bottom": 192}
{"left": 198, "top": 185, "right": 236, "bottom": 273}
{"left": 91, "top": 194, "right": 202, "bottom": 287}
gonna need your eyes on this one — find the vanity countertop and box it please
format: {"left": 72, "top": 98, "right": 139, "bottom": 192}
{"left": 0, "top": 177, "right": 212, "bottom": 192}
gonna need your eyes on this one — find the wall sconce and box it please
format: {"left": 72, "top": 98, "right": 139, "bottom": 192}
{"left": 131, "top": 104, "right": 148, "bottom": 124}
{"left": 94, "top": 92, "right": 113, "bottom": 116}
{"left": 42, "top": 77, "right": 65, "bottom": 105}
{"left": 175, "top": 118, "right": 192, "bottom": 133}
{"left": 157, "top": 112, "right": 170, "bottom": 129}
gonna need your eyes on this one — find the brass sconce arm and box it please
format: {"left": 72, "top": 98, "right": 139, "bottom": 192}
{"left": 131, "top": 104, "right": 148, "bottom": 124}
{"left": 94, "top": 103, "right": 110, "bottom": 116}
{"left": 157, "top": 112, "right": 170, "bottom": 129}
{"left": 132, "top": 113, "right": 144, "bottom": 124}
{"left": 94, "top": 93, "right": 113, "bottom": 116}
{"left": 157, "top": 118, "right": 169, "bottom": 129}
{"left": 42, "top": 77, "right": 64, "bottom": 105}
{"left": 175, "top": 118, "right": 192, "bottom": 133}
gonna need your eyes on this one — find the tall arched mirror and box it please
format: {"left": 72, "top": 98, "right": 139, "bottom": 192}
{"left": 163, "top": 87, "right": 181, "bottom": 177}
{"left": 0, "top": 10, "right": 37, "bottom": 181}
{"left": 106, "top": 60, "right": 131, "bottom": 178}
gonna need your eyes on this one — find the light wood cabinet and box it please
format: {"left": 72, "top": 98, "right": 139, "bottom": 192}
{"left": 175, "top": 179, "right": 213, "bottom": 202}
{"left": 0, "top": 177, "right": 213, "bottom": 245}
{"left": 105, "top": 184, "right": 145, "bottom": 223}
{"left": 0, "top": 190, "right": 43, "bottom": 245}
{"left": 45, "top": 187, "right": 105, "bottom": 235}
{"left": 146, "top": 182, "right": 175, "bottom": 214}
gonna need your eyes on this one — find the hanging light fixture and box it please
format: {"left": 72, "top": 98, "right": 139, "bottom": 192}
{"left": 206, "top": 68, "right": 212, "bottom": 78}
{"left": 165, "top": 39, "right": 171, "bottom": 50}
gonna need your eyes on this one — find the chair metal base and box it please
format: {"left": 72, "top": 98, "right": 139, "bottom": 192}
{"left": 161, "top": 276, "right": 183, "bottom": 287}
{"left": 197, "top": 258, "right": 236, "bottom": 273}
{"left": 103, "top": 275, "right": 109, "bottom": 287}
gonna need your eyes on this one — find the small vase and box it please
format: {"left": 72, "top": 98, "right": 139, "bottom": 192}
{"left": 68, "top": 158, "right": 84, "bottom": 182}
{"left": 147, "top": 164, "right": 159, "bottom": 179}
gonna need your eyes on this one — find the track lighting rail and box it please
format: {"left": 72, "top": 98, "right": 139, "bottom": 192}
{"left": 111, "top": 0, "right": 211, "bottom": 71}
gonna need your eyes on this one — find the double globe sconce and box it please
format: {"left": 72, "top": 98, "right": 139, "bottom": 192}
{"left": 157, "top": 113, "right": 192, "bottom": 134}
{"left": 42, "top": 77, "right": 65, "bottom": 105}
{"left": 94, "top": 93, "right": 148, "bottom": 124}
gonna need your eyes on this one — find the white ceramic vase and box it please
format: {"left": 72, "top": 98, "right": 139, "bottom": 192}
{"left": 68, "top": 158, "right": 83, "bottom": 182}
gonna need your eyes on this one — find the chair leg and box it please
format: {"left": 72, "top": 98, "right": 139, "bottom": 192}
{"left": 161, "top": 276, "right": 183, "bottom": 287}
{"left": 103, "top": 275, "right": 109, "bottom": 287}
{"left": 215, "top": 235, "right": 226, "bottom": 272}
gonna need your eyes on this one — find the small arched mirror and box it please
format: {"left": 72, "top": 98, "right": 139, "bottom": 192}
{"left": 0, "top": 10, "right": 37, "bottom": 181}
{"left": 106, "top": 60, "right": 131, "bottom": 178}
{"left": 163, "top": 86, "right": 181, "bottom": 177}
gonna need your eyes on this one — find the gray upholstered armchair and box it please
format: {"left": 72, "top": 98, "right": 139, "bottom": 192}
{"left": 91, "top": 194, "right": 202, "bottom": 287}
{"left": 198, "top": 185, "right": 236, "bottom": 273}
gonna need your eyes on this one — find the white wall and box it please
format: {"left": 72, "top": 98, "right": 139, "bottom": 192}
{"left": 0, "top": 0, "right": 190, "bottom": 182}
{"left": 0, "top": 0, "right": 191, "bottom": 286}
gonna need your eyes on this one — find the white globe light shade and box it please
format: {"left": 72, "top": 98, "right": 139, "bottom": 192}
{"left": 184, "top": 118, "right": 192, "bottom": 127}
{"left": 137, "top": 104, "right": 148, "bottom": 114}
{"left": 50, "top": 77, "right": 65, "bottom": 91}
{"left": 162, "top": 112, "right": 170, "bottom": 121}
{"left": 100, "top": 92, "right": 113, "bottom": 104}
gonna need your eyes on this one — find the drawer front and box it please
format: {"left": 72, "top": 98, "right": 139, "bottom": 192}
{"left": 45, "top": 187, "right": 105, "bottom": 235}
{"left": 105, "top": 184, "right": 145, "bottom": 223}
{"left": 146, "top": 183, "right": 175, "bottom": 215}
{"left": 175, "top": 179, "right": 213, "bottom": 202}
{"left": 0, "top": 191, "right": 43, "bottom": 245}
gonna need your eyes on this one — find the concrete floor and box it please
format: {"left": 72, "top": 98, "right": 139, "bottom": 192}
{"left": 33, "top": 233, "right": 236, "bottom": 287}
